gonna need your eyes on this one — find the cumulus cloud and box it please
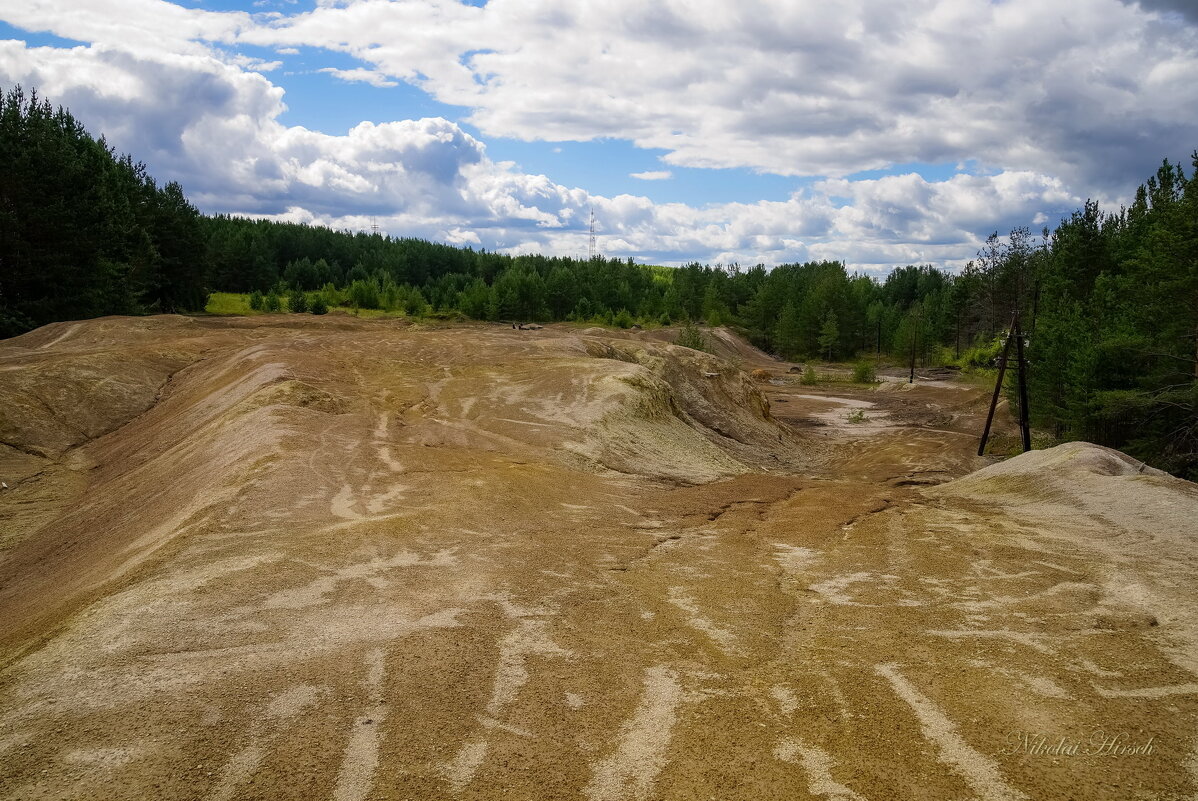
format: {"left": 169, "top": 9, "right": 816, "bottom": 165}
{"left": 1123, "top": 0, "right": 1198, "bottom": 24}
{"left": 317, "top": 67, "right": 398, "bottom": 87}
{"left": 630, "top": 170, "right": 672, "bottom": 181}
{"left": 0, "top": 0, "right": 1187, "bottom": 271}
{"left": 232, "top": 0, "right": 1198, "bottom": 194}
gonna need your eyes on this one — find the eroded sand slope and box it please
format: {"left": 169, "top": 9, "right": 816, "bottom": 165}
{"left": 1, "top": 316, "right": 1196, "bottom": 801}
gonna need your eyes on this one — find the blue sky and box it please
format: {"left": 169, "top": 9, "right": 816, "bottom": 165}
{"left": 1, "top": 1, "right": 1195, "bottom": 271}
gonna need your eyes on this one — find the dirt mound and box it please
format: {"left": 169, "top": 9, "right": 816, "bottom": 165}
{"left": 929, "top": 442, "right": 1194, "bottom": 536}
{"left": 946, "top": 441, "right": 1167, "bottom": 482}
{"left": 574, "top": 336, "right": 799, "bottom": 482}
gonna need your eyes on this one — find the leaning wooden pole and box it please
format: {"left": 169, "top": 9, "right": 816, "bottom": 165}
{"left": 978, "top": 313, "right": 1017, "bottom": 456}
{"left": 1014, "top": 312, "right": 1032, "bottom": 452}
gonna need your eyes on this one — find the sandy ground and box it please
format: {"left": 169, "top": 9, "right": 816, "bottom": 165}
{"left": 1, "top": 315, "right": 1197, "bottom": 801}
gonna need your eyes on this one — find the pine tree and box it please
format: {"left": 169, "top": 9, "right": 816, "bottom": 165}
{"left": 818, "top": 309, "right": 839, "bottom": 361}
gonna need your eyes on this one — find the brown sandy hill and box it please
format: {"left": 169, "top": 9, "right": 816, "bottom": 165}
{"left": 1, "top": 316, "right": 1197, "bottom": 801}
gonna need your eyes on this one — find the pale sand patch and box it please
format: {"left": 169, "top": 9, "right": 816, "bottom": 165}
{"left": 38, "top": 322, "right": 81, "bottom": 350}
{"left": 926, "top": 629, "right": 1054, "bottom": 655}
{"left": 770, "top": 685, "right": 799, "bottom": 716}
{"left": 333, "top": 648, "right": 387, "bottom": 801}
{"left": 264, "top": 550, "right": 456, "bottom": 610}
{"left": 809, "top": 572, "right": 876, "bottom": 605}
{"left": 443, "top": 740, "right": 489, "bottom": 793}
{"left": 667, "top": 588, "right": 738, "bottom": 652}
{"left": 207, "top": 744, "right": 264, "bottom": 801}
{"left": 330, "top": 484, "right": 360, "bottom": 519}
{"left": 1019, "top": 675, "right": 1072, "bottom": 699}
{"left": 376, "top": 446, "right": 403, "bottom": 473}
{"left": 774, "top": 737, "right": 866, "bottom": 801}
{"left": 876, "top": 663, "right": 1027, "bottom": 801}
{"left": 62, "top": 746, "right": 142, "bottom": 769}
{"left": 366, "top": 483, "right": 409, "bottom": 515}
{"left": 207, "top": 684, "right": 325, "bottom": 801}
{"left": 267, "top": 684, "right": 322, "bottom": 719}
{"left": 584, "top": 665, "right": 683, "bottom": 801}
{"left": 773, "top": 544, "right": 820, "bottom": 573}
{"left": 1075, "top": 657, "right": 1123, "bottom": 678}
{"left": 1093, "top": 683, "right": 1198, "bottom": 698}
{"left": 486, "top": 619, "right": 569, "bottom": 718}
{"left": 565, "top": 692, "right": 585, "bottom": 710}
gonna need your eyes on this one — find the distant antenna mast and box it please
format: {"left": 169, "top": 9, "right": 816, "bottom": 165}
{"left": 370, "top": 217, "right": 380, "bottom": 237}
{"left": 588, "top": 207, "right": 597, "bottom": 261}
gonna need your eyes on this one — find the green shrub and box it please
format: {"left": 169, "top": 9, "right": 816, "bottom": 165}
{"left": 309, "top": 296, "right": 328, "bottom": 315}
{"left": 852, "top": 361, "right": 877, "bottom": 383}
{"left": 263, "top": 291, "right": 281, "bottom": 312}
{"left": 675, "top": 321, "right": 710, "bottom": 352}
{"left": 801, "top": 365, "right": 818, "bottom": 385}
{"left": 347, "top": 279, "right": 381, "bottom": 309}
{"left": 614, "top": 308, "right": 634, "bottom": 329}
{"left": 288, "top": 289, "right": 308, "bottom": 314}
{"left": 248, "top": 290, "right": 264, "bottom": 311}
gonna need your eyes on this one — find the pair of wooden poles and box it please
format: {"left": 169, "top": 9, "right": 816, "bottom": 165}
{"left": 978, "top": 311, "right": 1031, "bottom": 456}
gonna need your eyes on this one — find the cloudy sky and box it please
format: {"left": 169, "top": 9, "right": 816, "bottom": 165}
{"left": 1, "top": 0, "right": 1195, "bottom": 272}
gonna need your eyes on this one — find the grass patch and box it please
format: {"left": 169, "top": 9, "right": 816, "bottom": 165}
{"left": 982, "top": 431, "right": 1061, "bottom": 457}
{"left": 334, "top": 306, "right": 408, "bottom": 319}
{"left": 205, "top": 292, "right": 259, "bottom": 315}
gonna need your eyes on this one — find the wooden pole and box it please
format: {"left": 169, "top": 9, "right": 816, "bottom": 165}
{"left": 909, "top": 324, "right": 917, "bottom": 383}
{"left": 978, "top": 313, "right": 1017, "bottom": 456}
{"left": 908, "top": 311, "right": 920, "bottom": 384}
{"left": 1014, "top": 313, "right": 1032, "bottom": 452}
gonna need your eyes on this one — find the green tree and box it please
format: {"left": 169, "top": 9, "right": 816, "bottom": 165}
{"left": 288, "top": 288, "right": 308, "bottom": 314}
{"left": 774, "top": 300, "right": 803, "bottom": 359}
{"left": 675, "top": 321, "right": 709, "bottom": 352}
{"left": 817, "top": 309, "right": 839, "bottom": 361}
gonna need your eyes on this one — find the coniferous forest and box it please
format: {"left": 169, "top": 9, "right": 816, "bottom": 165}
{"left": 2, "top": 85, "right": 1195, "bottom": 478}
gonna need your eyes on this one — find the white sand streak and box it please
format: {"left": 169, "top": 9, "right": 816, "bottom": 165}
{"left": 876, "top": 663, "right": 1027, "bottom": 801}
{"left": 667, "top": 588, "right": 738, "bottom": 652}
{"left": 774, "top": 738, "right": 866, "bottom": 800}
{"left": 333, "top": 649, "right": 387, "bottom": 801}
{"left": 208, "top": 745, "right": 265, "bottom": 801}
{"left": 443, "top": 740, "right": 489, "bottom": 794}
{"left": 207, "top": 684, "right": 322, "bottom": 801}
{"left": 486, "top": 619, "right": 569, "bottom": 718}
{"left": 1093, "top": 682, "right": 1198, "bottom": 698}
{"left": 585, "top": 665, "right": 683, "bottom": 801}
{"left": 443, "top": 619, "right": 568, "bottom": 793}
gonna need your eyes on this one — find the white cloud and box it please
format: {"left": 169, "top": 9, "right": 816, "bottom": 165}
{"left": 317, "top": 66, "right": 398, "bottom": 88}
{"left": 630, "top": 170, "right": 672, "bottom": 181}
{"left": 230, "top": 0, "right": 1198, "bottom": 194}
{"left": 1, "top": 0, "right": 1189, "bottom": 271}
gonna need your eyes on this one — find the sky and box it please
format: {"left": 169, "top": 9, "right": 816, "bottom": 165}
{"left": 1, "top": 0, "right": 1196, "bottom": 274}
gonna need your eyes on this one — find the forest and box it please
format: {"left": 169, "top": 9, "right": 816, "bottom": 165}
{"left": 1, "top": 84, "right": 1195, "bottom": 479}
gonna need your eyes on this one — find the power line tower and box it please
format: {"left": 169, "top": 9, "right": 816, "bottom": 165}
{"left": 588, "top": 206, "right": 597, "bottom": 261}
{"left": 370, "top": 217, "right": 380, "bottom": 237}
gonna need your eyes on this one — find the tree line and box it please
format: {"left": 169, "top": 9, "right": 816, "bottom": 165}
{"left": 1, "top": 84, "right": 1194, "bottom": 478}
